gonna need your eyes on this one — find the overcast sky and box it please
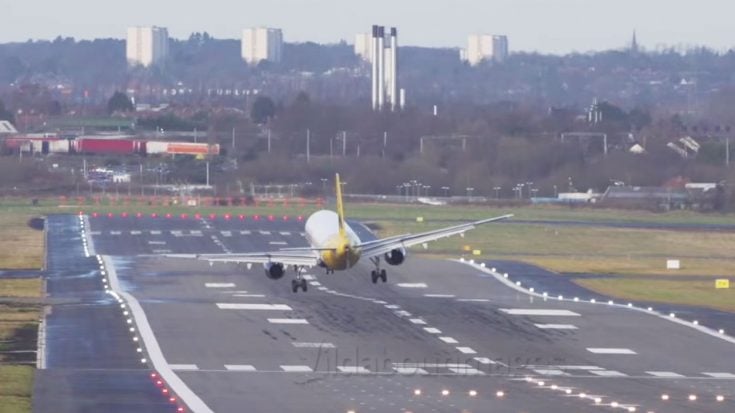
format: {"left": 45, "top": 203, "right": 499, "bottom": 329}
{"left": 3, "top": 0, "right": 733, "bottom": 54}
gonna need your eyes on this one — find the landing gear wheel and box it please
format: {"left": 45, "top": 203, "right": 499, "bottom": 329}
{"left": 380, "top": 269, "right": 387, "bottom": 283}
{"left": 371, "top": 270, "right": 379, "bottom": 284}
{"left": 300, "top": 279, "right": 308, "bottom": 292}
{"left": 291, "top": 279, "right": 299, "bottom": 293}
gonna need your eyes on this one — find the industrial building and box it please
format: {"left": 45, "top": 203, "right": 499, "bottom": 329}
{"left": 463, "top": 34, "right": 509, "bottom": 65}
{"left": 126, "top": 26, "right": 169, "bottom": 67}
{"left": 369, "top": 25, "right": 403, "bottom": 111}
{"left": 354, "top": 33, "right": 373, "bottom": 62}
{"left": 242, "top": 27, "right": 283, "bottom": 64}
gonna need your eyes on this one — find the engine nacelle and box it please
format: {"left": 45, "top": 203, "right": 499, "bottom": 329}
{"left": 384, "top": 248, "right": 407, "bottom": 266}
{"left": 264, "top": 262, "right": 285, "bottom": 280}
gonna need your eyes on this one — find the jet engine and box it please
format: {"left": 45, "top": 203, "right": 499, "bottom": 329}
{"left": 264, "top": 262, "right": 285, "bottom": 280}
{"left": 384, "top": 248, "right": 407, "bottom": 266}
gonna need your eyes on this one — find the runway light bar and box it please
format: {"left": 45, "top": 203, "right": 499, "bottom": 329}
{"left": 468, "top": 390, "right": 477, "bottom": 397}
{"left": 537, "top": 381, "right": 545, "bottom": 387}
{"left": 574, "top": 297, "right": 579, "bottom": 302}
{"left": 590, "top": 299, "right": 596, "bottom": 303}
{"left": 670, "top": 313, "right": 676, "bottom": 318}
{"left": 169, "top": 396, "right": 177, "bottom": 403}
{"left": 716, "top": 395, "right": 725, "bottom": 402}
{"left": 611, "top": 401, "right": 618, "bottom": 407}
{"left": 413, "top": 389, "right": 421, "bottom": 396}
{"left": 162, "top": 388, "right": 169, "bottom": 394}
{"left": 496, "top": 390, "right": 505, "bottom": 398}
{"left": 150, "top": 372, "right": 157, "bottom": 379}
{"left": 578, "top": 393, "right": 587, "bottom": 398}
{"left": 177, "top": 407, "right": 185, "bottom": 412}
{"left": 661, "top": 394, "right": 669, "bottom": 401}
{"left": 693, "top": 320, "right": 699, "bottom": 325}
{"left": 238, "top": 214, "right": 245, "bottom": 220}
{"left": 594, "top": 397, "right": 602, "bottom": 404}
{"left": 441, "top": 389, "right": 450, "bottom": 396}
{"left": 565, "top": 389, "right": 572, "bottom": 394}
{"left": 719, "top": 329, "right": 725, "bottom": 334}
{"left": 627, "top": 407, "right": 636, "bottom": 412}
{"left": 688, "top": 394, "right": 697, "bottom": 401}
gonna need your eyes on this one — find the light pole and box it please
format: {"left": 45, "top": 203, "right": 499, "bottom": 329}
{"left": 466, "top": 187, "right": 474, "bottom": 200}
{"left": 553, "top": 185, "right": 558, "bottom": 197}
{"left": 493, "top": 186, "right": 501, "bottom": 199}
{"left": 321, "top": 178, "right": 328, "bottom": 194}
{"left": 423, "top": 185, "right": 431, "bottom": 197}
{"left": 441, "top": 186, "right": 450, "bottom": 197}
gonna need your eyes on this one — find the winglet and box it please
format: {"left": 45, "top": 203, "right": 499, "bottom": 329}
{"left": 335, "top": 173, "right": 346, "bottom": 236}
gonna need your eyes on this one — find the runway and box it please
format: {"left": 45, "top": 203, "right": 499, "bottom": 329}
{"left": 36, "top": 213, "right": 735, "bottom": 412}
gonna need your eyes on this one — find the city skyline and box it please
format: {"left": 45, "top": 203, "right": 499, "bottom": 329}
{"left": 4, "top": 0, "right": 735, "bottom": 54}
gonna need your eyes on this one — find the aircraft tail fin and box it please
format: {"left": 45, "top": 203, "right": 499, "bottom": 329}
{"left": 335, "top": 173, "right": 346, "bottom": 237}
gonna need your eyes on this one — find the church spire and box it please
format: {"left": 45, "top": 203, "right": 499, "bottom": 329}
{"left": 631, "top": 30, "right": 639, "bottom": 53}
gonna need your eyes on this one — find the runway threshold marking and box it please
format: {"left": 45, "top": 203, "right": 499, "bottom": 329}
{"left": 424, "top": 327, "right": 442, "bottom": 334}
{"left": 449, "top": 367, "right": 485, "bottom": 375}
{"left": 267, "top": 318, "right": 309, "bottom": 324}
{"left": 396, "top": 283, "right": 428, "bottom": 288}
{"left": 533, "top": 369, "right": 568, "bottom": 376}
{"left": 534, "top": 324, "right": 578, "bottom": 330}
{"left": 474, "top": 357, "right": 496, "bottom": 365}
{"left": 646, "top": 371, "right": 685, "bottom": 378}
{"left": 281, "top": 365, "right": 313, "bottom": 372}
{"left": 394, "top": 367, "right": 429, "bottom": 375}
{"left": 225, "top": 365, "right": 257, "bottom": 371}
{"left": 292, "top": 342, "right": 336, "bottom": 349}
{"left": 703, "top": 372, "right": 735, "bottom": 378}
{"left": 337, "top": 366, "right": 371, "bottom": 374}
{"left": 501, "top": 309, "right": 581, "bottom": 316}
{"left": 587, "top": 348, "right": 637, "bottom": 355}
{"left": 217, "top": 303, "right": 292, "bottom": 310}
{"left": 409, "top": 318, "right": 427, "bottom": 325}
{"left": 456, "top": 346, "right": 477, "bottom": 354}
{"left": 206, "top": 283, "right": 236, "bottom": 288}
{"left": 439, "top": 336, "right": 459, "bottom": 344}
{"left": 590, "top": 370, "right": 628, "bottom": 377}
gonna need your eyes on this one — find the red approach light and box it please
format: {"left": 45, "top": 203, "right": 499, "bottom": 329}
{"left": 150, "top": 372, "right": 158, "bottom": 379}
{"left": 136, "top": 212, "right": 143, "bottom": 218}
{"left": 121, "top": 212, "right": 129, "bottom": 218}
{"left": 180, "top": 213, "right": 188, "bottom": 219}
{"left": 209, "top": 213, "right": 217, "bottom": 220}
{"left": 150, "top": 213, "right": 158, "bottom": 218}
{"left": 194, "top": 213, "right": 202, "bottom": 220}
{"left": 165, "top": 213, "right": 172, "bottom": 219}
{"left": 268, "top": 215, "right": 275, "bottom": 221}
{"left": 253, "top": 214, "right": 261, "bottom": 221}
{"left": 238, "top": 214, "right": 245, "bottom": 220}
{"left": 177, "top": 407, "right": 185, "bottom": 412}
{"left": 169, "top": 396, "right": 177, "bottom": 403}
{"left": 107, "top": 213, "right": 114, "bottom": 218}
{"left": 282, "top": 215, "right": 289, "bottom": 221}
{"left": 162, "top": 388, "right": 169, "bottom": 394}
{"left": 224, "top": 213, "right": 232, "bottom": 220}
{"left": 297, "top": 215, "right": 304, "bottom": 222}
{"left": 155, "top": 380, "right": 163, "bottom": 387}
{"left": 92, "top": 212, "right": 99, "bottom": 218}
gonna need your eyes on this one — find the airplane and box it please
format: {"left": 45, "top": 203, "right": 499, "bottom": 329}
{"left": 170, "top": 174, "right": 512, "bottom": 293}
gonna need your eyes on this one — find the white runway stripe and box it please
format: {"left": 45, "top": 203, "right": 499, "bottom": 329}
{"left": 206, "top": 283, "right": 236, "bottom": 288}
{"left": 170, "top": 364, "right": 199, "bottom": 371}
{"left": 409, "top": 318, "right": 427, "bottom": 325}
{"left": 281, "top": 365, "right": 313, "bottom": 372}
{"left": 220, "top": 231, "right": 232, "bottom": 237}
{"left": 130, "top": 230, "right": 142, "bottom": 235}
{"left": 302, "top": 275, "right": 316, "bottom": 281}
{"left": 240, "top": 230, "right": 251, "bottom": 235}
{"left": 259, "top": 231, "right": 271, "bottom": 235}
{"left": 337, "top": 366, "right": 371, "bottom": 374}
{"left": 148, "top": 241, "right": 167, "bottom": 245}
{"left": 534, "top": 369, "right": 568, "bottom": 376}
{"left": 233, "top": 294, "right": 266, "bottom": 298}
{"left": 217, "top": 303, "right": 292, "bottom": 311}
{"left": 501, "top": 309, "right": 581, "bottom": 316}
{"left": 587, "top": 348, "right": 637, "bottom": 355}
{"left": 280, "top": 231, "right": 291, "bottom": 236}
{"left": 150, "top": 230, "right": 162, "bottom": 235}
{"left": 473, "top": 357, "right": 496, "bottom": 365}
{"left": 449, "top": 367, "right": 485, "bottom": 375}
{"left": 396, "top": 283, "right": 428, "bottom": 288}
{"left": 647, "top": 371, "right": 684, "bottom": 378}
{"left": 267, "top": 318, "right": 309, "bottom": 324}
{"left": 269, "top": 241, "right": 288, "bottom": 245}
{"left": 292, "top": 342, "right": 336, "bottom": 348}
{"left": 225, "top": 365, "right": 256, "bottom": 371}
{"left": 394, "top": 310, "right": 412, "bottom": 317}
{"left": 394, "top": 363, "right": 469, "bottom": 369}
{"left": 702, "top": 372, "right": 735, "bottom": 378}
{"left": 424, "top": 294, "right": 455, "bottom": 298}
{"left": 110, "top": 231, "right": 122, "bottom": 235}
{"left": 590, "top": 370, "right": 628, "bottom": 377}
{"left": 424, "top": 327, "right": 442, "bottom": 334}
{"left": 457, "top": 298, "right": 491, "bottom": 302}
{"left": 456, "top": 346, "right": 477, "bottom": 354}
{"left": 394, "top": 367, "right": 429, "bottom": 375}
{"left": 439, "top": 336, "right": 458, "bottom": 344}
{"left": 534, "top": 324, "right": 578, "bottom": 330}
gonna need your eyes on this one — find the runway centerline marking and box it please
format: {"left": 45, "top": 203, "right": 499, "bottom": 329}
{"left": 267, "top": 318, "right": 309, "bottom": 324}
{"left": 703, "top": 372, "right": 735, "bottom": 378}
{"left": 170, "top": 364, "right": 199, "bottom": 371}
{"left": 292, "top": 342, "right": 336, "bottom": 349}
{"left": 205, "top": 283, "right": 236, "bottom": 288}
{"left": 534, "top": 324, "right": 578, "bottom": 330}
{"left": 217, "top": 303, "right": 292, "bottom": 311}
{"left": 396, "top": 283, "right": 428, "bottom": 288}
{"left": 590, "top": 370, "right": 628, "bottom": 377}
{"left": 647, "top": 371, "right": 684, "bottom": 378}
{"left": 587, "top": 348, "right": 637, "bottom": 355}
{"left": 337, "top": 366, "right": 371, "bottom": 374}
{"left": 456, "top": 346, "right": 477, "bottom": 354}
{"left": 501, "top": 309, "right": 581, "bottom": 316}
{"left": 225, "top": 365, "right": 256, "bottom": 371}
{"left": 281, "top": 365, "right": 313, "bottom": 372}
{"left": 439, "top": 336, "right": 458, "bottom": 344}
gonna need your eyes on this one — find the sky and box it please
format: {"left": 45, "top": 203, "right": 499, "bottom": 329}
{"left": 2, "top": 0, "right": 734, "bottom": 54}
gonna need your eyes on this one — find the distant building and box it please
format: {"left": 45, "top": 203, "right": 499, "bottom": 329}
{"left": 464, "top": 34, "right": 509, "bottom": 65}
{"left": 242, "top": 27, "right": 283, "bottom": 64}
{"left": 126, "top": 26, "right": 169, "bottom": 67}
{"left": 368, "top": 25, "right": 401, "bottom": 111}
{"left": 354, "top": 33, "right": 373, "bottom": 62}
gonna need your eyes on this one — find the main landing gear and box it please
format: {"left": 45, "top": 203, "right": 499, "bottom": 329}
{"left": 370, "top": 257, "right": 387, "bottom": 284}
{"left": 291, "top": 265, "right": 308, "bottom": 293}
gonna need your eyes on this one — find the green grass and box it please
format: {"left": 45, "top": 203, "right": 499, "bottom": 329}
{"left": 0, "top": 279, "right": 42, "bottom": 299}
{"left": 0, "top": 213, "right": 44, "bottom": 270}
{"left": 576, "top": 278, "right": 735, "bottom": 313}
{"left": 0, "top": 365, "right": 34, "bottom": 413}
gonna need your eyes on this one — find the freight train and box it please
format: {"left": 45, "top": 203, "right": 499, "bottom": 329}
{"left": 2, "top": 136, "right": 220, "bottom": 156}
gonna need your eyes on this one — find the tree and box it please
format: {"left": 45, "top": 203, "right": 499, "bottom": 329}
{"left": 0, "top": 99, "right": 14, "bottom": 123}
{"left": 251, "top": 96, "right": 276, "bottom": 124}
{"left": 107, "top": 91, "right": 134, "bottom": 114}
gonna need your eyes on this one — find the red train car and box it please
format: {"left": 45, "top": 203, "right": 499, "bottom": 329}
{"left": 73, "top": 138, "right": 144, "bottom": 155}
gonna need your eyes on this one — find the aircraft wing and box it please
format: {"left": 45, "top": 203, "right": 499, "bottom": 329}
{"left": 164, "top": 251, "right": 320, "bottom": 267}
{"left": 357, "top": 214, "right": 513, "bottom": 259}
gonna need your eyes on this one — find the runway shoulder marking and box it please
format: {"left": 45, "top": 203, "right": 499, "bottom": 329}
{"left": 703, "top": 372, "right": 735, "bottom": 378}
{"left": 501, "top": 309, "right": 581, "bottom": 316}
{"left": 533, "top": 369, "right": 568, "bottom": 376}
{"left": 534, "top": 324, "right": 578, "bottom": 330}
{"left": 646, "top": 371, "right": 685, "bottom": 378}
{"left": 439, "top": 336, "right": 459, "bottom": 344}
{"left": 396, "top": 283, "right": 428, "bottom": 288}
{"left": 457, "top": 298, "right": 491, "bottom": 302}
{"left": 337, "top": 366, "right": 371, "bottom": 374}
{"left": 206, "top": 283, "right": 236, "bottom": 288}
{"left": 170, "top": 364, "right": 199, "bottom": 371}
{"left": 293, "top": 342, "right": 336, "bottom": 349}
{"left": 590, "top": 370, "right": 628, "bottom": 377}
{"left": 267, "top": 318, "right": 309, "bottom": 324}
{"left": 424, "top": 294, "right": 455, "bottom": 298}
{"left": 424, "top": 327, "right": 442, "bottom": 334}
{"left": 269, "top": 241, "right": 288, "bottom": 245}
{"left": 456, "top": 346, "right": 477, "bottom": 354}
{"left": 281, "top": 365, "right": 313, "bottom": 372}
{"left": 449, "top": 367, "right": 485, "bottom": 375}
{"left": 217, "top": 303, "right": 292, "bottom": 311}
{"left": 225, "top": 365, "right": 257, "bottom": 371}
{"left": 587, "top": 348, "right": 637, "bottom": 355}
